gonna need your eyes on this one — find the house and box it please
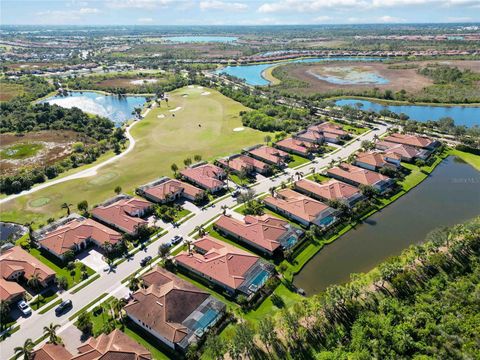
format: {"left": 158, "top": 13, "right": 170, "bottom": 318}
{"left": 275, "top": 138, "right": 314, "bottom": 157}
{"left": 308, "top": 122, "right": 349, "bottom": 143}
{"left": 72, "top": 329, "right": 151, "bottom": 360}
{"left": 383, "top": 133, "right": 440, "bottom": 150}
{"left": 375, "top": 140, "right": 430, "bottom": 161}
{"left": 326, "top": 163, "right": 394, "bottom": 194}
{"left": 246, "top": 145, "right": 290, "bottom": 167}
{"left": 180, "top": 163, "right": 226, "bottom": 193}
{"left": 354, "top": 151, "right": 401, "bottom": 171}
{"left": 174, "top": 236, "right": 274, "bottom": 298}
{"left": 91, "top": 195, "right": 152, "bottom": 236}
{"left": 214, "top": 214, "right": 304, "bottom": 256}
{"left": 263, "top": 188, "right": 337, "bottom": 228}
{"left": 0, "top": 245, "right": 56, "bottom": 301}
{"left": 124, "top": 267, "right": 225, "bottom": 352}
{"left": 217, "top": 154, "right": 270, "bottom": 175}
{"left": 294, "top": 129, "right": 324, "bottom": 144}
{"left": 294, "top": 179, "right": 364, "bottom": 207}
{"left": 32, "top": 344, "right": 73, "bottom": 360}
{"left": 33, "top": 214, "right": 122, "bottom": 261}
{"left": 137, "top": 177, "right": 206, "bottom": 204}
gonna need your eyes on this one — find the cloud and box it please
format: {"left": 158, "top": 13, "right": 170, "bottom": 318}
{"left": 78, "top": 7, "right": 100, "bottom": 14}
{"left": 137, "top": 17, "right": 154, "bottom": 23}
{"left": 199, "top": 0, "right": 248, "bottom": 11}
{"left": 35, "top": 7, "right": 101, "bottom": 23}
{"left": 378, "top": 15, "right": 405, "bottom": 22}
{"left": 446, "top": 16, "right": 473, "bottom": 21}
{"left": 106, "top": 0, "right": 176, "bottom": 9}
{"left": 313, "top": 15, "right": 333, "bottom": 22}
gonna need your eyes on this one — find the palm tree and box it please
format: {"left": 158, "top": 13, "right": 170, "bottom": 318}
{"left": 170, "top": 163, "right": 178, "bottom": 174}
{"left": 221, "top": 205, "right": 228, "bottom": 215}
{"left": 61, "top": 202, "right": 72, "bottom": 216}
{"left": 185, "top": 239, "right": 193, "bottom": 255}
{"left": 43, "top": 323, "right": 61, "bottom": 344}
{"left": 114, "top": 186, "right": 122, "bottom": 195}
{"left": 268, "top": 186, "right": 276, "bottom": 196}
{"left": 0, "top": 300, "right": 11, "bottom": 326}
{"left": 27, "top": 273, "right": 41, "bottom": 290}
{"left": 14, "top": 338, "right": 34, "bottom": 360}
{"left": 195, "top": 225, "right": 205, "bottom": 237}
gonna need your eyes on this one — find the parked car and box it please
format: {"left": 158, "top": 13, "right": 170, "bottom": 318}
{"left": 171, "top": 235, "right": 183, "bottom": 245}
{"left": 55, "top": 299, "right": 72, "bottom": 315}
{"left": 17, "top": 300, "right": 32, "bottom": 316}
{"left": 140, "top": 255, "right": 152, "bottom": 266}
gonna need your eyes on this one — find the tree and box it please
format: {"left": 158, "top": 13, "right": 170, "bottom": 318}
{"left": 14, "top": 338, "right": 34, "bottom": 360}
{"left": 183, "top": 157, "right": 192, "bottom": 167}
{"left": 204, "top": 335, "right": 225, "bottom": 360}
{"left": 114, "top": 186, "right": 122, "bottom": 195}
{"left": 221, "top": 204, "right": 228, "bottom": 215}
{"left": 194, "top": 154, "right": 202, "bottom": 162}
{"left": 170, "top": 163, "right": 178, "bottom": 174}
{"left": 43, "top": 323, "right": 61, "bottom": 344}
{"left": 269, "top": 186, "right": 276, "bottom": 196}
{"left": 77, "top": 312, "right": 93, "bottom": 334}
{"left": 264, "top": 135, "right": 272, "bottom": 144}
{"left": 195, "top": 225, "right": 206, "bottom": 237}
{"left": 158, "top": 243, "right": 170, "bottom": 261}
{"left": 61, "top": 202, "right": 72, "bottom": 216}
{"left": 232, "top": 322, "right": 255, "bottom": 359}
{"left": 0, "top": 300, "right": 11, "bottom": 324}
{"left": 77, "top": 200, "right": 88, "bottom": 213}
{"left": 258, "top": 317, "right": 277, "bottom": 355}
{"left": 56, "top": 275, "right": 68, "bottom": 290}
{"left": 359, "top": 184, "right": 378, "bottom": 199}
{"left": 27, "top": 273, "right": 41, "bottom": 290}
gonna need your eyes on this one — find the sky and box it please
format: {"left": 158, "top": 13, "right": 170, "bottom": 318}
{"left": 1, "top": 0, "right": 480, "bottom": 26}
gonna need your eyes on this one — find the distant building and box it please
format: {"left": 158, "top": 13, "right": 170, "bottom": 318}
{"left": 91, "top": 195, "right": 152, "bottom": 235}
{"left": 217, "top": 154, "right": 270, "bottom": 175}
{"left": 263, "top": 188, "right": 337, "bottom": 228}
{"left": 180, "top": 163, "right": 226, "bottom": 193}
{"left": 354, "top": 151, "right": 401, "bottom": 171}
{"left": 175, "top": 236, "right": 274, "bottom": 298}
{"left": 294, "top": 178, "right": 364, "bottom": 207}
{"left": 137, "top": 177, "right": 206, "bottom": 204}
{"left": 124, "top": 267, "right": 225, "bottom": 352}
{"left": 327, "top": 163, "right": 394, "bottom": 194}
{"left": 33, "top": 214, "right": 122, "bottom": 261}
{"left": 294, "top": 129, "right": 324, "bottom": 144}
{"left": 214, "top": 214, "right": 304, "bottom": 256}
{"left": 383, "top": 133, "right": 440, "bottom": 150}
{"left": 308, "top": 122, "right": 349, "bottom": 143}
{"left": 246, "top": 145, "right": 290, "bottom": 167}
{"left": 375, "top": 140, "right": 430, "bottom": 162}
{"left": 275, "top": 137, "right": 314, "bottom": 157}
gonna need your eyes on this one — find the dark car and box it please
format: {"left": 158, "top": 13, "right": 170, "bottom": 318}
{"left": 171, "top": 235, "right": 183, "bottom": 245}
{"left": 140, "top": 255, "right": 152, "bottom": 266}
{"left": 55, "top": 299, "right": 72, "bottom": 315}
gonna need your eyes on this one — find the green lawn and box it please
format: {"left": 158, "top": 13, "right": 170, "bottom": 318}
{"left": 1, "top": 86, "right": 271, "bottom": 224}
{"left": 287, "top": 154, "right": 311, "bottom": 168}
{"left": 0, "top": 143, "right": 44, "bottom": 160}
{"left": 173, "top": 208, "right": 191, "bottom": 222}
{"left": 449, "top": 148, "right": 480, "bottom": 170}
{"left": 330, "top": 120, "right": 368, "bottom": 135}
{"left": 30, "top": 289, "right": 58, "bottom": 311}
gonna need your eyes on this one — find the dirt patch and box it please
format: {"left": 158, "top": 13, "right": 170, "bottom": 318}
{"left": 0, "top": 130, "right": 95, "bottom": 176}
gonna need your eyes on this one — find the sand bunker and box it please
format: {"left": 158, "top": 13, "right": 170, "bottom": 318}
{"left": 182, "top": 94, "right": 188, "bottom": 97}
{"left": 169, "top": 107, "right": 182, "bottom": 112}
{"left": 197, "top": 86, "right": 204, "bottom": 89}
{"left": 130, "top": 79, "right": 158, "bottom": 85}
{"left": 233, "top": 127, "right": 245, "bottom": 132}
{"left": 188, "top": 85, "right": 194, "bottom": 88}
{"left": 201, "top": 91, "right": 211, "bottom": 96}
{"left": 157, "top": 114, "right": 165, "bottom": 118}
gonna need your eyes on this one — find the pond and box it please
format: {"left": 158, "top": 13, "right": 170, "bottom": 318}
{"left": 335, "top": 98, "right": 480, "bottom": 128}
{"left": 216, "top": 57, "right": 383, "bottom": 86}
{"left": 41, "top": 91, "right": 148, "bottom": 126}
{"left": 294, "top": 156, "right": 480, "bottom": 294}
{"left": 164, "top": 36, "right": 237, "bottom": 43}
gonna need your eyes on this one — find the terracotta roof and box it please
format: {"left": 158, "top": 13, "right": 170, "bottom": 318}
{"left": 308, "top": 122, "right": 348, "bottom": 137}
{"left": 276, "top": 138, "right": 312, "bottom": 155}
{"left": 217, "top": 155, "right": 268, "bottom": 173}
{"left": 0, "top": 277, "right": 24, "bottom": 301}
{"left": 248, "top": 146, "right": 288, "bottom": 165}
{"left": 376, "top": 141, "right": 421, "bottom": 159}
{"left": 143, "top": 179, "right": 204, "bottom": 201}
{"left": 92, "top": 197, "right": 151, "bottom": 234}
{"left": 175, "top": 236, "right": 260, "bottom": 290}
{"left": 383, "top": 133, "right": 435, "bottom": 148}
{"left": 327, "top": 163, "right": 390, "bottom": 186}
{"left": 124, "top": 267, "right": 210, "bottom": 344}
{"left": 0, "top": 246, "right": 55, "bottom": 283}
{"left": 73, "top": 329, "right": 151, "bottom": 360}
{"left": 355, "top": 151, "right": 390, "bottom": 168}
{"left": 215, "top": 214, "right": 290, "bottom": 252}
{"left": 33, "top": 344, "right": 74, "bottom": 360}
{"left": 38, "top": 218, "right": 122, "bottom": 256}
{"left": 295, "top": 179, "right": 361, "bottom": 202}
{"left": 263, "top": 189, "right": 331, "bottom": 223}
{"left": 296, "top": 130, "right": 324, "bottom": 143}
{"left": 180, "top": 164, "right": 225, "bottom": 190}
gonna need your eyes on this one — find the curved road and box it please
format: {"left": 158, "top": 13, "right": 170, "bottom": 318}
{"left": 0, "top": 107, "right": 152, "bottom": 206}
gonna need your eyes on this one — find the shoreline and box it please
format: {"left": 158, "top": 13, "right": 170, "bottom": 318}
{"left": 327, "top": 95, "right": 480, "bottom": 108}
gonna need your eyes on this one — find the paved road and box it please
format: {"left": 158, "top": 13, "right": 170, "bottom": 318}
{"left": 0, "top": 124, "right": 388, "bottom": 359}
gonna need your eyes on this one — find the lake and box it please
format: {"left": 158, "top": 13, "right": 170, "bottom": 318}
{"left": 335, "top": 98, "right": 480, "bottom": 127}
{"left": 294, "top": 156, "right": 480, "bottom": 294}
{"left": 217, "top": 57, "right": 382, "bottom": 86}
{"left": 41, "top": 91, "right": 148, "bottom": 126}
{"left": 164, "top": 36, "right": 237, "bottom": 43}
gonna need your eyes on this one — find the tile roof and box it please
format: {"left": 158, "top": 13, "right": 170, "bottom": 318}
{"left": 215, "top": 214, "right": 290, "bottom": 253}
{"left": 296, "top": 130, "right": 324, "bottom": 143}
{"left": 295, "top": 179, "right": 361, "bottom": 202}
{"left": 124, "top": 267, "right": 210, "bottom": 345}
{"left": 327, "top": 163, "right": 390, "bottom": 186}
{"left": 383, "top": 133, "right": 435, "bottom": 148}
{"left": 263, "top": 188, "right": 331, "bottom": 223}
{"left": 0, "top": 277, "right": 24, "bottom": 301}
{"left": 355, "top": 151, "right": 390, "bottom": 168}
{"left": 38, "top": 218, "right": 122, "bottom": 256}
{"left": 0, "top": 246, "right": 55, "bottom": 283}
{"left": 180, "top": 164, "right": 225, "bottom": 190}
{"left": 92, "top": 197, "right": 151, "bottom": 234}
{"left": 376, "top": 140, "right": 422, "bottom": 159}
{"left": 308, "top": 122, "right": 348, "bottom": 137}
{"left": 33, "top": 344, "right": 74, "bottom": 360}
{"left": 143, "top": 179, "right": 204, "bottom": 201}
{"left": 276, "top": 138, "right": 312, "bottom": 155}
{"left": 175, "top": 236, "right": 260, "bottom": 290}
{"left": 248, "top": 146, "right": 288, "bottom": 165}
{"left": 217, "top": 155, "right": 268, "bottom": 173}
{"left": 73, "top": 329, "right": 151, "bottom": 360}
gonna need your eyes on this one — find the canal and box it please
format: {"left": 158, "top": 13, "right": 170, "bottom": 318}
{"left": 294, "top": 156, "right": 480, "bottom": 294}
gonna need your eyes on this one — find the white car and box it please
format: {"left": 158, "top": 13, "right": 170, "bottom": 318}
{"left": 17, "top": 300, "right": 32, "bottom": 316}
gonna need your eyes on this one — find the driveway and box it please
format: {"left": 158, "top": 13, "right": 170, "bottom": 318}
{"left": 77, "top": 248, "right": 107, "bottom": 272}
